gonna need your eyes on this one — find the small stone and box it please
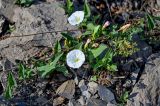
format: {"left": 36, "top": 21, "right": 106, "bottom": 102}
{"left": 56, "top": 80, "right": 75, "bottom": 99}
{"left": 88, "top": 82, "right": 98, "bottom": 95}
{"left": 53, "top": 97, "right": 65, "bottom": 106}
{"left": 98, "top": 85, "right": 116, "bottom": 103}
{"left": 78, "top": 80, "right": 87, "bottom": 92}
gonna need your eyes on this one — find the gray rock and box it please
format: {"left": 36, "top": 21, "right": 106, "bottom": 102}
{"left": 79, "top": 80, "right": 88, "bottom": 93}
{"left": 0, "top": 58, "right": 15, "bottom": 71}
{"left": 132, "top": 35, "right": 152, "bottom": 63}
{"left": 0, "top": 0, "right": 17, "bottom": 21}
{"left": 0, "top": 15, "right": 5, "bottom": 34}
{"left": 0, "top": 0, "right": 2, "bottom": 9}
{"left": 122, "top": 34, "right": 152, "bottom": 72}
{"left": 87, "top": 98, "right": 108, "bottom": 106}
{"left": 1, "top": 45, "right": 40, "bottom": 64}
{"left": 107, "top": 102, "right": 117, "bottom": 106}
{"left": 122, "top": 35, "right": 152, "bottom": 87}
{"left": 98, "top": 85, "right": 116, "bottom": 103}
{"left": 0, "top": 1, "right": 79, "bottom": 63}
{"left": 127, "top": 53, "right": 160, "bottom": 106}
{"left": 157, "top": 0, "right": 160, "bottom": 7}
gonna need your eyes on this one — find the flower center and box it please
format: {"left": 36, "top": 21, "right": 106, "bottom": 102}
{"left": 74, "top": 58, "right": 80, "bottom": 63}
{"left": 75, "top": 16, "right": 80, "bottom": 22}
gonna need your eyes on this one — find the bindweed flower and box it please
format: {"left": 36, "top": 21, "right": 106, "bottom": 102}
{"left": 66, "top": 49, "right": 85, "bottom": 69}
{"left": 68, "top": 11, "right": 84, "bottom": 25}
{"left": 102, "top": 21, "right": 110, "bottom": 29}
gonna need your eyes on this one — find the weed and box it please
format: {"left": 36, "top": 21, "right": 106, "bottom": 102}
{"left": 15, "top": 0, "right": 34, "bottom": 7}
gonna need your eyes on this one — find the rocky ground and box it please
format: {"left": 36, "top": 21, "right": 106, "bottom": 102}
{"left": 0, "top": 0, "right": 160, "bottom": 106}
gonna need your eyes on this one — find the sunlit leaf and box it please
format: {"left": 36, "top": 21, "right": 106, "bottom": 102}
{"left": 90, "top": 75, "right": 97, "bottom": 81}
{"left": 92, "top": 25, "right": 101, "bottom": 39}
{"left": 90, "top": 44, "right": 107, "bottom": 58}
{"left": 37, "top": 53, "right": 63, "bottom": 77}
{"left": 87, "top": 23, "right": 95, "bottom": 31}
{"left": 118, "top": 24, "right": 131, "bottom": 33}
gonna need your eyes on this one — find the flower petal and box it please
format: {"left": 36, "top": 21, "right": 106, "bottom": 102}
{"left": 66, "top": 49, "right": 85, "bottom": 68}
{"left": 68, "top": 11, "right": 84, "bottom": 26}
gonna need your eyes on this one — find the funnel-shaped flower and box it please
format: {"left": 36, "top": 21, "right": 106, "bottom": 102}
{"left": 68, "top": 11, "right": 84, "bottom": 25}
{"left": 66, "top": 49, "right": 85, "bottom": 68}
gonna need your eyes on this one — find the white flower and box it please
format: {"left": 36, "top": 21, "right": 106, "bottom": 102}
{"left": 68, "top": 11, "right": 84, "bottom": 26}
{"left": 66, "top": 49, "right": 85, "bottom": 69}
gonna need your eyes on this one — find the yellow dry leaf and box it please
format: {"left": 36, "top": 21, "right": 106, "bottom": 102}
{"left": 118, "top": 24, "right": 131, "bottom": 32}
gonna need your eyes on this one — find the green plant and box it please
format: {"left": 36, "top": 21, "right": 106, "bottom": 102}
{"left": 65, "top": 0, "right": 74, "bottom": 15}
{"left": 146, "top": 13, "right": 155, "bottom": 31}
{"left": 4, "top": 72, "right": 17, "bottom": 99}
{"left": 15, "top": 0, "right": 34, "bottom": 7}
{"left": 18, "top": 63, "right": 33, "bottom": 80}
{"left": 84, "top": 0, "right": 91, "bottom": 20}
{"left": 93, "top": 49, "right": 117, "bottom": 72}
{"left": 37, "top": 53, "right": 63, "bottom": 77}
{"left": 119, "top": 91, "right": 129, "bottom": 106}
{"left": 7, "top": 24, "right": 15, "bottom": 33}
{"left": 37, "top": 40, "right": 69, "bottom": 77}
{"left": 112, "top": 38, "right": 138, "bottom": 57}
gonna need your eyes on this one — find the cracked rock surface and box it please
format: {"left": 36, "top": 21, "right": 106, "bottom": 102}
{"left": 127, "top": 53, "right": 160, "bottom": 106}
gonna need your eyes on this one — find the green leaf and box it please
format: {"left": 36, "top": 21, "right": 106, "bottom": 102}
{"left": 146, "top": 13, "right": 155, "bottom": 30}
{"left": 92, "top": 25, "right": 101, "bottom": 39}
{"left": 56, "top": 65, "right": 69, "bottom": 76}
{"left": 18, "top": 63, "right": 33, "bottom": 79}
{"left": 90, "top": 75, "right": 97, "bottom": 81}
{"left": 18, "top": 63, "right": 26, "bottom": 79}
{"left": 4, "top": 85, "right": 12, "bottom": 99}
{"left": 108, "top": 64, "right": 118, "bottom": 72}
{"left": 7, "top": 72, "right": 17, "bottom": 87}
{"left": 54, "top": 40, "right": 61, "bottom": 54}
{"left": 61, "top": 32, "right": 74, "bottom": 41}
{"left": 4, "top": 72, "right": 17, "bottom": 99}
{"left": 37, "top": 53, "right": 63, "bottom": 77}
{"left": 120, "top": 91, "right": 129, "bottom": 103}
{"left": 66, "top": 0, "right": 73, "bottom": 15}
{"left": 74, "top": 42, "right": 83, "bottom": 50}
{"left": 123, "top": 91, "right": 129, "bottom": 101}
{"left": 84, "top": 0, "right": 91, "bottom": 18}
{"left": 15, "top": 0, "right": 33, "bottom": 7}
{"left": 26, "top": 69, "right": 33, "bottom": 78}
{"left": 93, "top": 60, "right": 103, "bottom": 71}
{"left": 87, "top": 23, "right": 95, "bottom": 31}
{"left": 82, "top": 31, "right": 92, "bottom": 36}
{"left": 90, "top": 44, "right": 107, "bottom": 58}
